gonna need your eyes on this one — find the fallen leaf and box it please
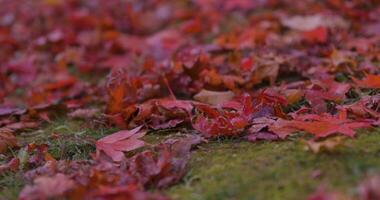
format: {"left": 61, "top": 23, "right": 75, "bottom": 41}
{"left": 90, "top": 185, "right": 169, "bottom": 200}
{"left": 129, "top": 134, "right": 204, "bottom": 188}
{"left": 2, "top": 122, "right": 39, "bottom": 132}
{"left": 304, "top": 136, "right": 346, "bottom": 153}
{"left": 0, "top": 106, "right": 26, "bottom": 117}
{"left": 68, "top": 108, "right": 99, "bottom": 119}
{"left": 282, "top": 14, "right": 348, "bottom": 31}
{"left": 302, "top": 26, "right": 328, "bottom": 43}
{"left": 248, "top": 117, "right": 276, "bottom": 133}
{"left": 245, "top": 131, "right": 279, "bottom": 142}
{"left": 292, "top": 115, "right": 371, "bottom": 138}
{"left": 96, "top": 126, "right": 146, "bottom": 162}
{"left": 284, "top": 89, "right": 304, "bottom": 104}
{"left": 358, "top": 175, "right": 380, "bottom": 200}
{"left": 0, "top": 130, "right": 18, "bottom": 153}
{"left": 268, "top": 118, "right": 298, "bottom": 139}
{"left": 193, "top": 89, "right": 235, "bottom": 105}
{"left": 307, "top": 186, "right": 353, "bottom": 200}
{"left": 0, "top": 158, "right": 19, "bottom": 174}
{"left": 19, "top": 173, "right": 75, "bottom": 200}
{"left": 353, "top": 74, "right": 380, "bottom": 89}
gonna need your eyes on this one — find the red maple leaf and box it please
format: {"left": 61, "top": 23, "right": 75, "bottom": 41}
{"left": 302, "top": 26, "right": 328, "bottom": 43}
{"left": 291, "top": 113, "right": 372, "bottom": 138}
{"left": 353, "top": 74, "right": 380, "bottom": 89}
{"left": 96, "top": 126, "right": 146, "bottom": 162}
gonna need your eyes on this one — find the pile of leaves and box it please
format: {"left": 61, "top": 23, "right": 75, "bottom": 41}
{"left": 18, "top": 134, "right": 203, "bottom": 200}
{"left": 1, "top": 0, "right": 380, "bottom": 199}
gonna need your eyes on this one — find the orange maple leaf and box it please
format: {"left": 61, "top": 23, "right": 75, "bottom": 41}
{"left": 353, "top": 74, "right": 380, "bottom": 89}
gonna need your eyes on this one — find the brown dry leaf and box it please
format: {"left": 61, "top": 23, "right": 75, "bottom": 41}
{"left": 0, "top": 129, "right": 18, "bottom": 153}
{"left": 193, "top": 89, "right": 235, "bottom": 105}
{"left": 249, "top": 54, "right": 283, "bottom": 86}
{"left": 304, "top": 136, "right": 346, "bottom": 153}
{"left": 284, "top": 89, "right": 304, "bottom": 104}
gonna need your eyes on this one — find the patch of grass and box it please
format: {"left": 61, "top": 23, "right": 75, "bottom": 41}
{"left": 18, "top": 118, "right": 117, "bottom": 160}
{"left": 0, "top": 172, "right": 24, "bottom": 200}
{"left": 1, "top": 118, "right": 117, "bottom": 199}
{"left": 166, "top": 129, "right": 380, "bottom": 200}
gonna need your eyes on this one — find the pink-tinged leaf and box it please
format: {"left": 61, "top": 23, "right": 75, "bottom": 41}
{"left": 150, "top": 119, "right": 184, "bottom": 130}
{"left": 19, "top": 173, "right": 75, "bottom": 200}
{"left": 2, "top": 122, "right": 39, "bottom": 132}
{"left": 268, "top": 119, "right": 298, "bottom": 139}
{"left": 0, "top": 106, "right": 26, "bottom": 117}
{"left": 358, "top": 175, "right": 380, "bottom": 200}
{"left": 156, "top": 99, "right": 194, "bottom": 113}
{"left": 245, "top": 131, "right": 279, "bottom": 142}
{"left": 96, "top": 126, "right": 146, "bottom": 162}
{"left": 92, "top": 185, "right": 169, "bottom": 200}
{"left": 68, "top": 108, "right": 99, "bottom": 119}
{"left": 307, "top": 186, "right": 350, "bottom": 200}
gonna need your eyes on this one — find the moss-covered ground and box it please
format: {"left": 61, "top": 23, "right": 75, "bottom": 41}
{"left": 2, "top": 119, "right": 380, "bottom": 200}
{"left": 168, "top": 129, "right": 380, "bottom": 200}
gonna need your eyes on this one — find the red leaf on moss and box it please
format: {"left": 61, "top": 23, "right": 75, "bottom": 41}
{"left": 96, "top": 126, "right": 146, "bottom": 162}
{"left": 291, "top": 113, "right": 372, "bottom": 138}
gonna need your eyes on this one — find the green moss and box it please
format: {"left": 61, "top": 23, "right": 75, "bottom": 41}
{"left": 17, "top": 118, "right": 117, "bottom": 160}
{"left": 166, "top": 130, "right": 380, "bottom": 200}
{"left": 0, "top": 119, "right": 119, "bottom": 199}
{"left": 0, "top": 172, "right": 24, "bottom": 200}
{"left": 4, "top": 122, "right": 380, "bottom": 200}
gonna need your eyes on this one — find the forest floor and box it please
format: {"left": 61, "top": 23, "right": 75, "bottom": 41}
{"left": 2, "top": 118, "right": 380, "bottom": 200}
{"left": 2, "top": 1, "right": 380, "bottom": 200}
